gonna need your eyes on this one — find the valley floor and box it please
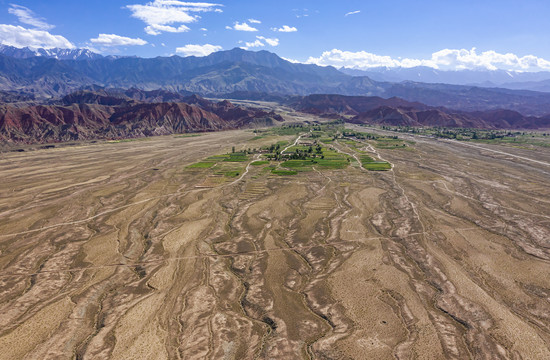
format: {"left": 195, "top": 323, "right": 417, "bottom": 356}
{"left": 0, "top": 123, "right": 550, "bottom": 359}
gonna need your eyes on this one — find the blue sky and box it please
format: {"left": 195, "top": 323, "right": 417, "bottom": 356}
{"left": 1, "top": 0, "right": 550, "bottom": 71}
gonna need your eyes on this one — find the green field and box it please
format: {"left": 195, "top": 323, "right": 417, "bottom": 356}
{"left": 363, "top": 162, "right": 392, "bottom": 171}
{"left": 224, "top": 152, "right": 249, "bottom": 162}
{"left": 271, "top": 169, "right": 298, "bottom": 176}
{"left": 249, "top": 135, "right": 266, "bottom": 141}
{"left": 358, "top": 155, "right": 391, "bottom": 171}
{"left": 187, "top": 161, "right": 216, "bottom": 168}
{"left": 187, "top": 151, "right": 249, "bottom": 176}
{"left": 187, "top": 123, "right": 396, "bottom": 179}
{"left": 251, "top": 160, "right": 270, "bottom": 166}
{"left": 359, "top": 155, "right": 375, "bottom": 163}
{"left": 315, "top": 158, "right": 350, "bottom": 169}
{"left": 280, "top": 159, "right": 316, "bottom": 170}
{"left": 223, "top": 170, "right": 241, "bottom": 177}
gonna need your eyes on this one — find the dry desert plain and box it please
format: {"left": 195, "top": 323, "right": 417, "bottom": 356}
{"left": 1, "top": 118, "right": 550, "bottom": 359}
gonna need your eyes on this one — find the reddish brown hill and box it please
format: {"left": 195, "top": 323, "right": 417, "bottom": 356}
{"left": 291, "top": 94, "right": 550, "bottom": 129}
{"left": 0, "top": 104, "right": 114, "bottom": 142}
{"left": 348, "top": 105, "right": 550, "bottom": 129}
{"left": 351, "top": 106, "right": 419, "bottom": 126}
{"left": 469, "top": 109, "right": 539, "bottom": 129}
{"left": 349, "top": 106, "right": 493, "bottom": 128}
{"left": 0, "top": 93, "right": 284, "bottom": 144}
{"left": 414, "top": 109, "right": 484, "bottom": 128}
{"left": 109, "top": 102, "right": 229, "bottom": 136}
{"left": 182, "top": 95, "right": 284, "bottom": 127}
{"left": 290, "top": 94, "right": 429, "bottom": 115}
{"left": 60, "top": 91, "right": 284, "bottom": 129}
{"left": 60, "top": 91, "right": 132, "bottom": 106}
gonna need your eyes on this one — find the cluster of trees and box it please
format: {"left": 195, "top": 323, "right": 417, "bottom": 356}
{"left": 265, "top": 144, "right": 325, "bottom": 161}
{"left": 285, "top": 152, "right": 324, "bottom": 161}
{"left": 341, "top": 130, "right": 394, "bottom": 140}
{"left": 268, "top": 143, "right": 281, "bottom": 152}
{"left": 287, "top": 145, "right": 324, "bottom": 159}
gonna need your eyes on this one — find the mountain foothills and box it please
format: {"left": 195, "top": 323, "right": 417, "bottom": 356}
{"left": 2, "top": 47, "right": 550, "bottom": 144}
{"left": 291, "top": 94, "right": 550, "bottom": 129}
{"left": 0, "top": 90, "right": 283, "bottom": 143}
{"left": 2, "top": 89, "right": 550, "bottom": 144}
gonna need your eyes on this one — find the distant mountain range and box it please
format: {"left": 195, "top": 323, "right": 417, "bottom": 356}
{"left": 340, "top": 66, "right": 550, "bottom": 92}
{"left": 3, "top": 46, "right": 550, "bottom": 118}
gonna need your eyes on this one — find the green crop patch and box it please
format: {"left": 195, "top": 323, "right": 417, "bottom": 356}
{"left": 315, "top": 159, "right": 349, "bottom": 169}
{"left": 224, "top": 170, "right": 241, "bottom": 177}
{"left": 224, "top": 152, "right": 249, "bottom": 162}
{"left": 359, "top": 155, "right": 375, "bottom": 164}
{"left": 280, "top": 159, "right": 315, "bottom": 169}
{"left": 250, "top": 136, "right": 265, "bottom": 141}
{"left": 251, "top": 160, "right": 269, "bottom": 166}
{"left": 187, "top": 161, "right": 216, "bottom": 168}
{"left": 363, "top": 162, "right": 392, "bottom": 171}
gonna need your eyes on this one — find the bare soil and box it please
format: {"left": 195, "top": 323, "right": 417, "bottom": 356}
{"left": 1, "top": 122, "right": 549, "bottom": 359}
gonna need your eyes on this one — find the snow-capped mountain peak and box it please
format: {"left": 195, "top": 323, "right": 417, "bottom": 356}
{"left": 0, "top": 45, "right": 102, "bottom": 60}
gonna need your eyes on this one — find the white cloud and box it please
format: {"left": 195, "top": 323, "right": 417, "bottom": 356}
{"left": 0, "top": 24, "right": 74, "bottom": 49}
{"left": 127, "top": 0, "right": 222, "bottom": 35}
{"left": 345, "top": 10, "right": 361, "bottom": 16}
{"left": 145, "top": 24, "right": 190, "bottom": 35}
{"left": 282, "top": 56, "right": 300, "bottom": 64}
{"left": 8, "top": 4, "right": 54, "bottom": 30}
{"left": 272, "top": 25, "right": 297, "bottom": 33}
{"left": 427, "top": 48, "right": 550, "bottom": 71}
{"left": 176, "top": 43, "right": 221, "bottom": 56}
{"left": 257, "top": 36, "right": 279, "bottom": 46}
{"left": 305, "top": 48, "right": 550, "bottom": 72}
{"left": 90, "top": 34, "right": 148, "bottom": 47}
{"left": 248, "top": 18, "right": 261, "bottom": 24}
{"left": 228, "top": 22, "right": 258, "bottom": 32}
{"left": 200, "top": 27, "right": 207, "bottom": 31}
{"left": 241, "top": 39, "right": 264, "bottom": 50}
{"left": 306, "top": 49, "right": 402, "bottom": 69}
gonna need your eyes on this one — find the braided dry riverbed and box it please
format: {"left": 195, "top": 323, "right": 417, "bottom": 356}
{"left": 1, "top": 127, "right": 550, "bottom": 359}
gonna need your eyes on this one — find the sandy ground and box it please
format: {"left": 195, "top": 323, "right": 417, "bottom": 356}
{"left": 0, "top": 123, "right": 550, "bottom": 359}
